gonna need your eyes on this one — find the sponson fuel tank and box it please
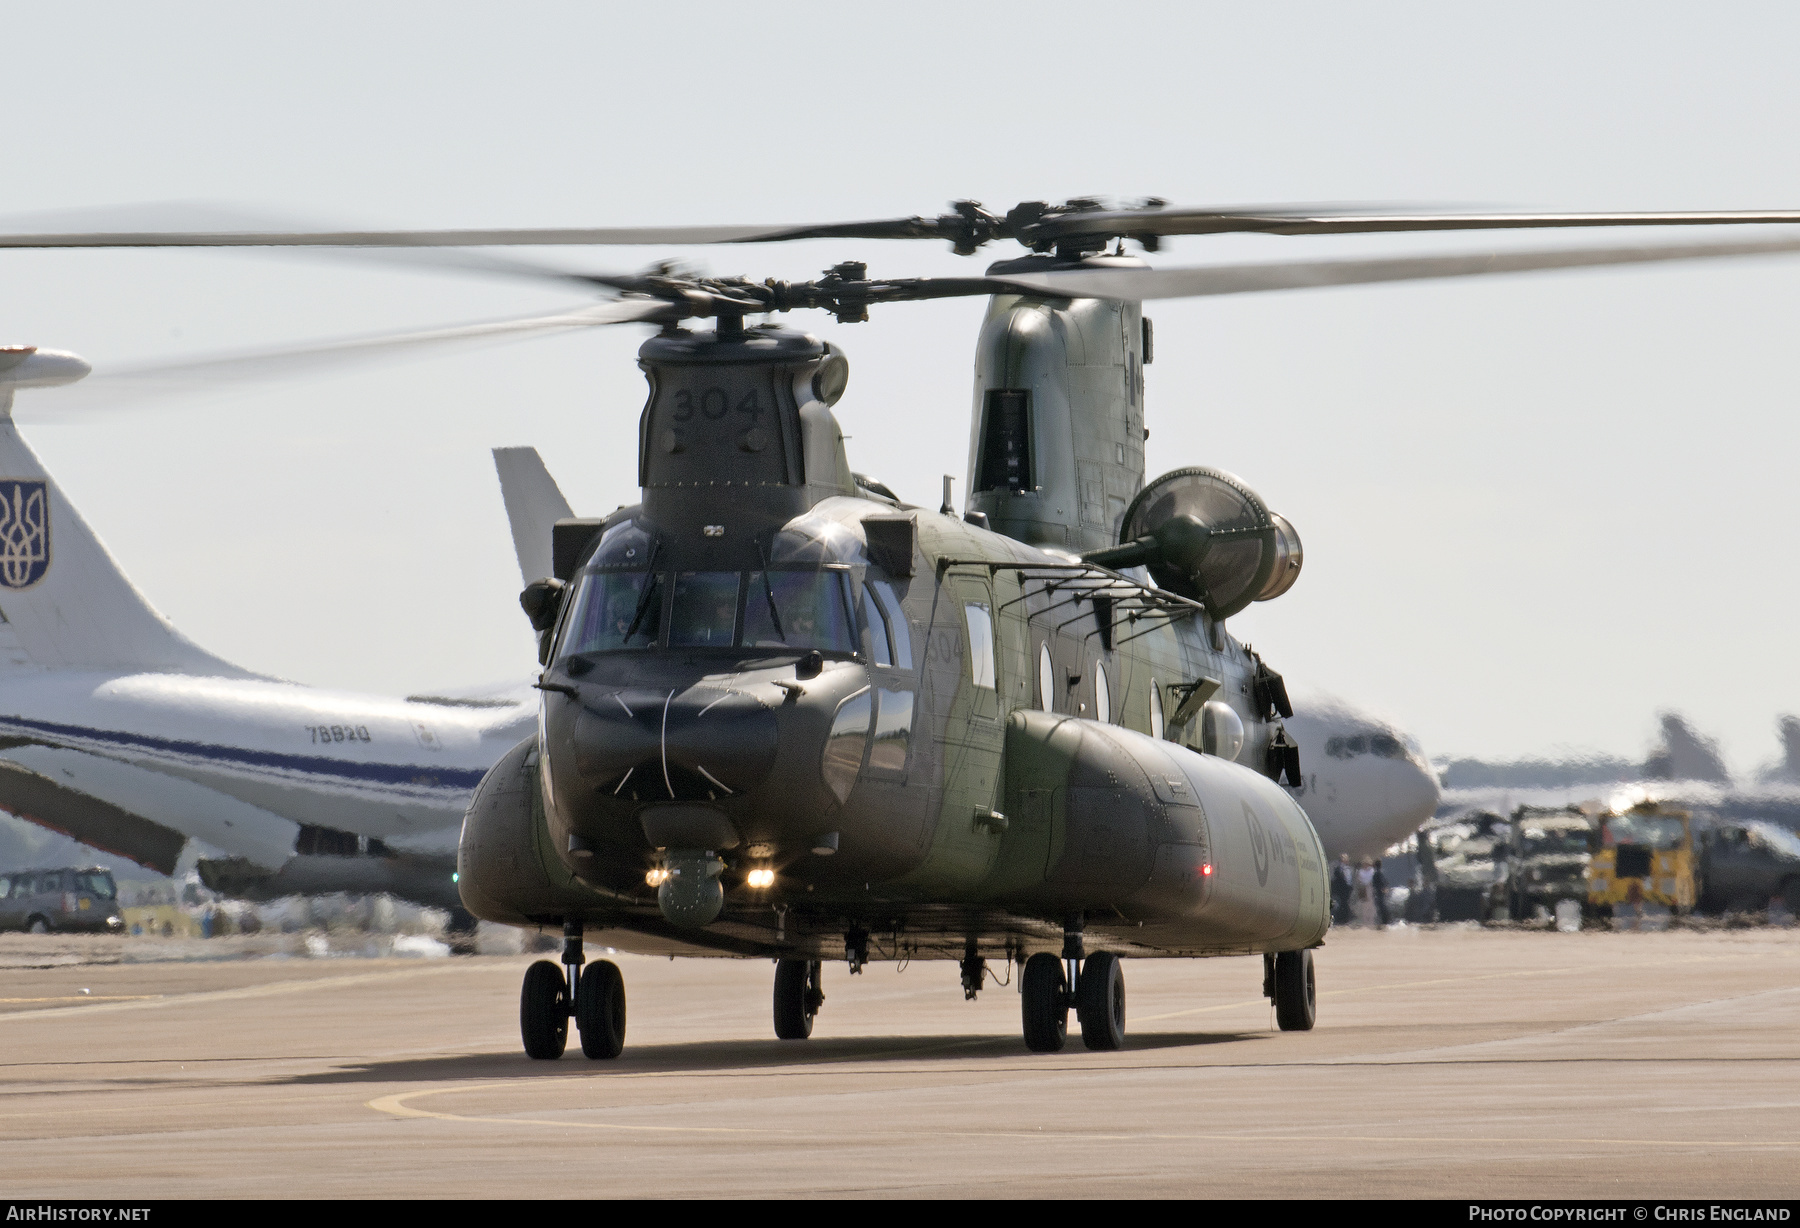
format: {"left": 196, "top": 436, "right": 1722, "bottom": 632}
{"left": 987, "top": 710, "right": 1329, "bottom": 952}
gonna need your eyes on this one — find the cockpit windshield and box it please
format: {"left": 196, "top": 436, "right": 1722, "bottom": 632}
{"left": 558, "top": 566, "right": 856, "bottom": 657}
{"left": 1523, "top": 827, "right": 1591, "bottom": 857}
{"left": 1604, "top": 813, "right": 1687, "bottom": 850}
{"left": 74, "top": 871, "right": 116, "bottom": 900}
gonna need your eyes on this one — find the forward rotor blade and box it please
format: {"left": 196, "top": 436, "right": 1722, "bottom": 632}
{"left": 20, "top": 298, "right": 667, "bottom": 417}
{"left": 0, "top": 219, "right": 949, "bottom": 250}
{"left": 988, "top": 235, "right": 1800, "bottom": 301}
{"left": 1038, "top": 206, "right": 1800, "bottom": 243}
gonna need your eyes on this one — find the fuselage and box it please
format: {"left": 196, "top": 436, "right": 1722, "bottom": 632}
{"left": 464, "top": 491, "right": 1331, "bottom": 960}
{"left": 0, "top": 668, "right": 531, "bottom": 904}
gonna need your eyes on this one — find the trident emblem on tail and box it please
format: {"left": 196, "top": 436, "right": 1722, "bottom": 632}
{"left": 0, "top": 480, "right": 49, "bottom": 590}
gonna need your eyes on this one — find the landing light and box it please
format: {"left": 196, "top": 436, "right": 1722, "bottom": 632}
{"left": 746, "top": 868, "right": 775, "bottom": 889}
{"left": 646, "top": 867, "right": 670, "bottom": 887}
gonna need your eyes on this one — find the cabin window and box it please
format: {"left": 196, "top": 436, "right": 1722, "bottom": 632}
{"left": 1095, "top": 666, "right": 1111, "bottom": 724}
{"left": 863, "top": 583, "right": 893, "bottom": 666}
{"left": 964, "top": 603, "right": 996, "bottom": 689}
{"left": 977, "top": 389, "right": 1033, "bottom": 493}
{"left": 870, "top": 688, "right": 914, "bottom": 772}
{"left": 1038, "top": 643, "right": 1055, "bottom": 712}
{"left": 667, "top": 572, "right": 741, "bottom": 648}
{"left": 1150, "top": 678, "right": 1165, "bottom": 739}
{"left": 870, "top": 581, "right": 913, "bottom": 668}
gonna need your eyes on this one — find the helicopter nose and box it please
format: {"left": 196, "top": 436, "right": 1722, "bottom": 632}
{"left": 572, "top": 686, "right": 779, "bottom": 798}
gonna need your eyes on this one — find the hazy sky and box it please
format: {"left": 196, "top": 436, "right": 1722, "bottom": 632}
{"left": 2, "top": 2, "right": 1798, "bottom": 773}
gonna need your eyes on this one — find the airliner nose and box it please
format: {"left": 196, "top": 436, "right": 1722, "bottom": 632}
{"left": 1387, "top": 757, "right": 1441, "bottom": 831}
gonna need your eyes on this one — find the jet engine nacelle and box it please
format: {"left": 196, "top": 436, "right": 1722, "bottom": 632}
{"left": 1000, "top": 710, "right": 1329, "bottom": 951}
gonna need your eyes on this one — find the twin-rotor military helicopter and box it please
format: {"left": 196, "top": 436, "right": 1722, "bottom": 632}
{"left": 10, "top": 196, "right": 1800, "bottom": 1057}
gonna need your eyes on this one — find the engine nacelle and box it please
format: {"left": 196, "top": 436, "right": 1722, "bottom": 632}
{"left": 1087, "top": 467, "right": 1303, "bottom": 619}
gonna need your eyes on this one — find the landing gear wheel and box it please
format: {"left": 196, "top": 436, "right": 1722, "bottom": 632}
{"left": 1077, "top": 951, "right": 1126, "bottom": 1050}
{"left": 1021, "top": 952, "right": 1068, "bottom": 1052}
{"left": 577, "top": 960, "right": 626, "bottom": 1059}
{"left": 519, "top": 958, "right": 569, "bottom": 1059}
{"left": 1273, "top": 948, "right": 1316, "bottom": 1032}
{"left": 773, "top": 959, "right": 821, "bottom": 1040}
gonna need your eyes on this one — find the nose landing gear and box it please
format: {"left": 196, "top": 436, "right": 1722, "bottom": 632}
{"left": 520, "top": 920, "right": 628, "bottom": 1060}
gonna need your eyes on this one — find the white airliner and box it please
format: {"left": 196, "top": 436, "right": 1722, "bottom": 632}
{"left": 0, "top": 346, "right": 1435, "bottom": 912}
{"left": 0, "top": 347, "right": 533, "bottom": 913}
{"left": 1282, "top": 694, "right": 1442, "bottom": 860}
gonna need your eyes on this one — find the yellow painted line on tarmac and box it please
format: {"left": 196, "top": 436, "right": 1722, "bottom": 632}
{"left": 0, "top": 962, "right": 495, "bottom": 1022}
{"left": 365, "top": 1079, "right": 1800, "bottom": 1149}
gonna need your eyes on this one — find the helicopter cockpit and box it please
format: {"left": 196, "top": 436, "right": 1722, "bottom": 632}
{"left": 555, "top": 510, "right": 872, "bottom": 661}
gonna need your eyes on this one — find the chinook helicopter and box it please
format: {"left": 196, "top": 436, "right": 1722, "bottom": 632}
{"left": 10, "top": 198, "right": 1800, "bottom": 1057}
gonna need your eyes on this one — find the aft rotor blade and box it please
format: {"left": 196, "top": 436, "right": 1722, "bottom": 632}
{"left": 20, "top": 299, "right": 667, "bottom": 417}
{"left": 1037, "top": 206, "right": 1800, "bottom": 243}
{"left": 987, "top": 235, "right": 1800, "bottom": 301}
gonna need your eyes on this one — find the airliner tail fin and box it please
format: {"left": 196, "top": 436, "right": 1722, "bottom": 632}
{"left": 492, "top": 446, "right": 575, "bottom": 586}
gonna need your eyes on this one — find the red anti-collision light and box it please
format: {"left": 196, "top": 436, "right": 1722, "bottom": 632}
{"left": 1201, "top": 864, "right": 1214, "bottom": 877}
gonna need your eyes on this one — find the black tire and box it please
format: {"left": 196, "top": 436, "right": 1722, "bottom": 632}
{"left": 1273, "top": 948, "right": 1316, "bottom": 1032}
{"left": 1782, "top": 877, "right": 1800, "bottom": 915}
{"left": 773, "top": 959, "right": 818, "bottom": 1040}
{"left": 1021, "top": 952, "right": 1068, "bottom": 1053}
{"left": 26, "top": 917, "right": 49, "bottom": 935}
{"left": 577, "top": 960, "right": 626, "bottom": 1060}
{"left": 519, "top": 959, "right": 569, "bottom": 1060}
{"left": 1077, "top": 951, "right": 1126, "bottom": 1051}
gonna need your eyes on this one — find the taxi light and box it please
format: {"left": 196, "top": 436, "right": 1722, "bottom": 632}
{"left": 646, "top": 867, "right": 670, "bottom": 887}
{"left": 746, "top": 868, "right": 775, "bottom": 889}
{"left": 1201, "top": 863, "right": 1214, "bottom": 877}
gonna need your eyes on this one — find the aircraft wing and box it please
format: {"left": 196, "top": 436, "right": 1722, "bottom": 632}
{"left": 0, "top": 744, "right": 299, "bottom": 873}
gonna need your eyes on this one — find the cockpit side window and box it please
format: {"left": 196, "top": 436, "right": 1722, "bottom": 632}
{"left": 863, "top": 583, "right": 893, "bottom": 666}
{"left": 870, "top": 581, "right": 912, "bottom": 668}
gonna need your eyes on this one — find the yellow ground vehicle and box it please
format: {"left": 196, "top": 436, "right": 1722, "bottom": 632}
{"left": 1588, "top": 804, "right": 1695, "bottom": 914}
